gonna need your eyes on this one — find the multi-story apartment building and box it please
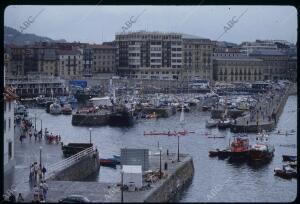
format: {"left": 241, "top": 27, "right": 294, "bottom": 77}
{"left": 91, "top": 44, "right": 116, "bottom": 74}
{"left": 115, "top": 31, "right": 183, "bottom": 80}
{"left": 182, "top": 34, "right": 214, "bottom": 81}
{"left": 57, "top": 49, "right": 82, "bottom": 79}
{"left": 9, "top": 45, "right": 25, "bottom": 76}
{"left": 81, "top": 47, "right": 93, "bottom": 76}
{"left": 38, "top": 47, "right": 58, "bottom": 76}
{"left": 213, "top": 55, "right": 265, "bottom": 83}
{"left": 4, "top": 52, "right": 11, "bottom": 78}
{"left": 4, "top": 86, "right": 17, "bottom": 191}
{"left": 249, "top": 49, "right": 290, "bottom": 81}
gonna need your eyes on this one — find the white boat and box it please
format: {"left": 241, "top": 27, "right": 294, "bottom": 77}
{"left": 205, "top": 119, "right": 219, "bottom": 128}
{"left": 49, "top": 102, "right": 62, "bottom": 115}
{"left": 217, "top": 118, "right": 231, "bottom": 129}
{"left": 249, "top": 130, "right": 275, "bottom": 161}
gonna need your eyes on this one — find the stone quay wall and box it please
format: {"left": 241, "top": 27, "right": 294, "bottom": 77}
{"left": 144, "top": 156, "right": 194, "bottom": 203}
{"left": 49, "top": 151, "right": 100, "bottom": 181}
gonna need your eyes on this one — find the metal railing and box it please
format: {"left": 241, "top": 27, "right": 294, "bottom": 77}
{"left": 45, "top": 146, "right": 96, "bottom": 180}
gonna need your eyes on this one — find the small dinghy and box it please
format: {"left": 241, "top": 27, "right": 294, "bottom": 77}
{"left": 282, "top": 155, "right": 297, "bottom": 162}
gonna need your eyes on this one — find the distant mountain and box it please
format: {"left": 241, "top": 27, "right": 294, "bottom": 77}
{"left": 4, "top": 26, "right": 67, "bottom": 45}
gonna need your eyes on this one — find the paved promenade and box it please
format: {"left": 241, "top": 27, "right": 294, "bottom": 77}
{"left": 6, "top": 124, "right": 63, "bottom": 198}
{"left": 23, "top": 153, "right": 190, "bottom": 202}
{"left": 231, "top": 84, "right": 290, "bottom": 132}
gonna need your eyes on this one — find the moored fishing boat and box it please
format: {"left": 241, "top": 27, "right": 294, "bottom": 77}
{"left": 61, "top": 104, "right": 73, "bottom": 115}
{"left": 282, "top": 155, "right": 297, "bottom": 162}
{"left": 218, "top": 118, "right": 231, "bottom": 129}
{"left": 274, "top": 165, "right": 297, "bottom": 179}
{"left": 49, "top": 101, "right": 62, "bottom": 115}
{"left": 229, "top": 136, "right": 250, "bottom": 160}
{"left": 99, "top": 158, "right": 120, "bottom": 168}
{"left": 205, "top": 118, "right": 219, "bottom": 128}
{"left": 249, "top": 130, "right": 275, "bottom": 161}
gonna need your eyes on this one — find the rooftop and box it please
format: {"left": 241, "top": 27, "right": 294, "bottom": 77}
{"left": 213, "top": 55, "right": 262, "bottom": 61}
{"left": 250, "top": 49, "right": 286, "bottom": 56}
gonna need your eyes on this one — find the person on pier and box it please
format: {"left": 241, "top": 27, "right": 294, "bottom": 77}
{"left": 17, "top": 193, "right": 24, "bottom": 202}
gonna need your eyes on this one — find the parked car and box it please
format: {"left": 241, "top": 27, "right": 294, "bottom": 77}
{"left": 58, "top": 195, "right": 90, "bottom": 203}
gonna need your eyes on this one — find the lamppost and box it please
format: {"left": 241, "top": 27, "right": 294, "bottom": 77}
{"left": 40, "top": 119, "right": 43, "bottom": 136}
{"left": 159, "top": 147, "right": 162, "bottom": 179}
{"left": 177, "top": 134, "right": 180, "bottom": 162}
{"left": 121, "top": 170, "right": 124, "bottom": 203}
{"left": 89, "top": 128, "right": 92, "bottom": 144}
{"left": 39, "top": 146, "right": 42, "bottom": 168}
{"left": 35, "top": 113, "right": 37, "bottom": 131}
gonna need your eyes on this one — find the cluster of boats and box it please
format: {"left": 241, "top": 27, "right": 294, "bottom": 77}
{"left": 274, "top": 155, "right": 297, "bottom": 179}
{"left": 35, "top": 95, "right": 76, "bottom": 115}
{"left": 209, "top": 130, "right": 275, "bottom": 162}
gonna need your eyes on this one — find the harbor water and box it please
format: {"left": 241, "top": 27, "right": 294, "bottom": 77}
{"left": 27, "top": 95, "right": 297, "bottom": 202}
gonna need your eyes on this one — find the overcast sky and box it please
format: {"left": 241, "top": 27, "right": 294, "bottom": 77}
{"left": 4, "top": 5, "right": 297, "bottom": 44}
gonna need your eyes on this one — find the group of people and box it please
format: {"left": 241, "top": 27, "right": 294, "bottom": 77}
{"left": 19, "top": 118, "right": 44, "bottom": 143}
{"left": 2, "top": 190, "right": 25, "bottom": 203}
{"left": 29, "top": 162, "right": 47, "bottom": 184}
{"left": 32, "top": 181, "right": 48, "bottom": 202}
{"left": 45, "top": 129, "right": 61, "bottom": 144}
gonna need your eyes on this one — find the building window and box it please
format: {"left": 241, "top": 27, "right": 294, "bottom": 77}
{"left": 9, "top": 101, "right": 11, "bottom": 111}
{"left": 9, "top": 118, "right": 11, "bottom": 129}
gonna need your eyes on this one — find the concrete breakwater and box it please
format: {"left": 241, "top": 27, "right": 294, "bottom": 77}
{"left": 141, "top": 106, "right": 176, "bottom": 118}
{"left": 72, "top": 113, "right": 110, "bottom": 126}
{"left": 230, "top": 84, "right": 292, "bottom": 133}
{"left": 144, "top": 156, "right": 194, "bottom": 202}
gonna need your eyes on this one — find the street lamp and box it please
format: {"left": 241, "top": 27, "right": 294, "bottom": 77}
{"left": 35, "top": 113, "right": 37, "bottom": 131}
{"left": 159, "top": 147, "right": 162, "bottom": 179}
{"left": 177, "top": 134, "right": 180, "bottom": 162}
{"left": 89, "top": 128, "right": 92, "bottom": 144}
{"left": 39, "top": 146, "right": 42, "bottom": 168}
{"left": 40, "top": 119, "right": 43, "bottom": 136}
{"left": 121, "top": 170, "right": 124, "bottom": 203}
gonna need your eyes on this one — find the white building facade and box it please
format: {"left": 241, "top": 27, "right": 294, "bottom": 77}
{"left": 4, "top": 86, "right": 17, "bottom": 176}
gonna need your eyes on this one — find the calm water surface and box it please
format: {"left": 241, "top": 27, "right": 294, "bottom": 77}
{"left": 28, "top": 95, "right": 297, "bottom": 202}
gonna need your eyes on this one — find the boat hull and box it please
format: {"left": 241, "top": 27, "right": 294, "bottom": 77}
{"left": 249, "top": 149, "right": 274, "bottom": 161}
{"left": 228, "top": 151, "right": 249, "bottom": 161}
{"left": 108, "top": 111, "right": 135, "bottom": 127}
{"left": 282, "top": 155, "right": 297, "bottom": 162}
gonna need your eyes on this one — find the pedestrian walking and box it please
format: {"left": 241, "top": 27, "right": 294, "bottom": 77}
{"left": 39, "top": 183, "right": 44, "bottom": 201}
{"left": 9, "top": 192, "right": 16, "bottom": 202}
{"left": 42, "top": 181, "right": 48, "bottom": 200}
{"left": 29, "top": 164, "right": 34, "bottom": 180}
{"left": 17, "top": 193, "right": 24, "bottom": 202}
{"left": 20, "top": 135, "right": 23, "bottom": 144}
{"left": 42, "top": 166, "right": 47, "bottom": 179}
{"left": 34, "top": 162, "right": 38, "bottom": 180}
{"left": 33, "top": 184, "right": 39, "bottom": 202}
{"left": 34, "top": 133, "right": 37, "bottom": 142}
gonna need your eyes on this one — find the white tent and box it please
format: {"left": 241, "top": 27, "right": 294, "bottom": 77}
{"left": 122, "top": 165, "right": 143, "bottom": 189}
